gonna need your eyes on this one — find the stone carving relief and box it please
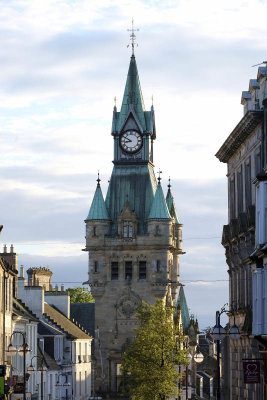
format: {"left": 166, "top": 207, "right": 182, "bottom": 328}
{"left": 116, "top": 287, "right": 142, "bottom": 319}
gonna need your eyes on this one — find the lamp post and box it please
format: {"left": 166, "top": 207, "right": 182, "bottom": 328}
{"left": 6, "top": 331, "right": 31, "bottom": 400}
{"left": 27, "top": 355, "right": 47, "bottom": 400}
{"left": 56, "top": 373, "right": 71, "bottom": 400}
{"left": 211, "top": 305, "right": 241, "bottom": 400}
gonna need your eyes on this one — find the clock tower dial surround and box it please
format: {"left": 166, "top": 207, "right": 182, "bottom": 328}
{"left": 120, "top": 129, "right": 142, "bottom": 154}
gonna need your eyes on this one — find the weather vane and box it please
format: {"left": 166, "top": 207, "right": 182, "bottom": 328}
{"left": 157, "top": 169, "right": 162, "bottom": 184}
{"left": 127, "top": 18, "right": 139, "bottom": 55}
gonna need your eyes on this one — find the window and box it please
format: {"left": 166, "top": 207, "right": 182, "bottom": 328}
{"left": 93, "top": 226, "right": 97, "bottom": 236}
{"left": 125, "top": 261, "right": 132, "bottom": 280}
{"left": 94, "top": 261, "right": 98, "bottom": 273}
{"left": 230, "top": 176, "right": 236, "bottom": 219}
{"left": 255, "top": 148, "right": 262, "bottom": 176}
{"left": 123, "top": 221, "right": 133, "bottom": 238}
{"left": 245, "top": 160, "right": 252, "bottom": 208}
{"left": 156, "top": 260, "right": 160, "bottom": 272}
{"left": 139, "top": 261, "right": 146, "bottom": 280}
{"left": 111, "top": 262, "right": 119, "bottom": 280}
{"left": 237, "top": 166, "right": 243, "bottom": 215}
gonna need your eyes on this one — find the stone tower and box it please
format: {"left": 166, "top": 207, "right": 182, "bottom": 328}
{"left": 84, "top": 54, "right": 183, "bottom": 397}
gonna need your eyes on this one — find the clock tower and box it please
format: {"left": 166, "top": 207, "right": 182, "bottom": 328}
{"left": 84, "top": 53, "right": 183, "bottom": 398}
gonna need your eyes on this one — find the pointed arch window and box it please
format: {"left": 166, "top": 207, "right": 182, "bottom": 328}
{"left": 123, "top": 221, "right": 133, "bottom": 238}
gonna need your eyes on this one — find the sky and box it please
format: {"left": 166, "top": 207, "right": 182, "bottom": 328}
{"left": 1, "top": 0, "right": 267, "bottom": 330}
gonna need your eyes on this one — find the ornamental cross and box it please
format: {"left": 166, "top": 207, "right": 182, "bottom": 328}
{"left": 97, "top": 171, "right": 101, "bottom": 187}
{"left": 127, "top": 18, "right": 139, "bottom": 55}
{"left": 157, "top": 169, "right": 162, "bottom": 184}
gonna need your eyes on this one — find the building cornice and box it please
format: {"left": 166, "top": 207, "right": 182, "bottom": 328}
{"left": 215, "top": 110, "right": 263, "bottom": 163}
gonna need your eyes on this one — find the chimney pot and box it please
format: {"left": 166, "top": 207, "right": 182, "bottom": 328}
{"left": 20, "top": 266, "right": 24, "bottom": 278}
{"left": 61, "top": 285, "right": 64, "bottom": 291}
{"left": 55, "top": 285, "right": 59, "bottom": 291}
{"left": 10, "top": 244, "right": 14, "bottom": 253}
{"left": 3, "top": 244, "right": 7, "bottom": 253}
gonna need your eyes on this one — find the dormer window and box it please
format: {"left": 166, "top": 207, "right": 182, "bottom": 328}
{"left": 118, "top": 200, "right": 137, "bottom": 238}
{"left": 123, "top": 221, "right": 133, "bottom": 238}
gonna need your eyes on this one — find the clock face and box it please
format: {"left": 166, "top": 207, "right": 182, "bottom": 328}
{"left": 120, "top": 131, "right": 142, "bottom": 153}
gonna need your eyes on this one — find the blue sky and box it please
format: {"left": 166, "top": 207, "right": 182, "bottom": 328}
{"left": 1, "top": 0, "right": 267, "bottom": 329}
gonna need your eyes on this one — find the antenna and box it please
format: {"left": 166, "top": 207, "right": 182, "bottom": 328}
{"left": 252, "top": 61, "right": 267, "bottom": 67}
{"left": 168, "top": 176, "right": 171, "bottom": 189}
{"left": 127, "top": 18, "right": 139, "bottom": 55}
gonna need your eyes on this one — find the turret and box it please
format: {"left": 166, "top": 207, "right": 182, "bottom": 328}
{"left": 85, "top": 174, "right": 111, "bottom": 247}
{"left": 147, "top": 176, "right": 172, "bottom": 245}
{"left": 166, "top": 178, "right": 183, "bottom": 252}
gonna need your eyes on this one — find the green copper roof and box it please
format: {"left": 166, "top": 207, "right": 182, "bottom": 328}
{"left": 118, "top": 55, "right": 146, "bottom": 131}
{"left": 111, "top": 55, "right": 155, "bottom": 134}
{"left": 105, "top": 163, "right": 157, "bottom": 234}
{"left": 176, "top": 286, "right": 190, "bottom": 333}
{"left": 147, "top": 182, "right": 171, "bottom": 220}
{"left": 86, "top": 183, "right": 110, "bottom": 221}
{"left": 166, "top": 187, "right": 181, "bottom": 224}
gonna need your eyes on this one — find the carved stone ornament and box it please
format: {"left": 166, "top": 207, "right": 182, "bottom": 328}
{"left": 117, "top": 287, "right": 141, "bottom": 319}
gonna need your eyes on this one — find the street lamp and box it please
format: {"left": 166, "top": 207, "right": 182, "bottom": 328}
{"left": 56, "top": 373, "right": 71, "bottom": 400}
{"left": 6, "top": 331, "right": 31, "bottom": 400}
{"left": 210, "top": 305, "right": 241, "bottom": 400}
{"left": 27, "top": 355, "right": 47, "bottom": 400}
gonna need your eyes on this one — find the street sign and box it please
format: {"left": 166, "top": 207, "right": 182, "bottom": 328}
{"left": 243, "top": 361, "right": 261, "bottom": 384}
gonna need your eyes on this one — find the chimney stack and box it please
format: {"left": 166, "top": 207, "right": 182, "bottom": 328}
{"left": 20, "top": 266, "right": 24, "bottom": 278}
{"left": 61, "top": 285, "right": 65, "bottom": 291}
{"left": 3, "top": 245, "right": 7, "bottom": 253}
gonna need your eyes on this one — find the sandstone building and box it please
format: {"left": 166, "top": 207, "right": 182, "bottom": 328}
{"left": 216, "top": 65, "right": 267, "bottom": 399}
{"left": 84, "top": 53, "right": 183, "bottom": 397}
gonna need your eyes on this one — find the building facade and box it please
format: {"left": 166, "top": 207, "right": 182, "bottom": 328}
{"left": 216, "top": 65, "right": 267, "bottom": 399}
{"left": 84, "top": 54, "right": 183, "bottom": 397}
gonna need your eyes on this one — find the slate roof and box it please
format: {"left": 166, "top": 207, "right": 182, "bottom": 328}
{"left": 176, "top": 286, "right": 190, "bottom": 333}
{"left": 43, "top": 303, "right": 91, "bottom": 340}
{"left": 13, "top": 298, "right": 39, "bottom": 322}
{"left": 70, "top": 303, "right": 95, "bottom": 338}
{"left": 38, "top": 320, "right": 63, "bottom": 336}
{"left": 148, "top": 182, "right": 171, "bottom": 220}
{"left": 86, "top": 183, "right": 110, "bottom": 221}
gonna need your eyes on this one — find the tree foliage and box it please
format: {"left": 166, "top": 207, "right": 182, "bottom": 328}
{"left": 121, "top": 299, "right": 188, "bottom": 400}
{"left": 67, "top": 287, "right": 94, "bottom": 303}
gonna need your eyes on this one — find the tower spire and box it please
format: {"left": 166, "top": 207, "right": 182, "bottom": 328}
{"left": 127, "top": 18, "right": 139, "bottom": 56}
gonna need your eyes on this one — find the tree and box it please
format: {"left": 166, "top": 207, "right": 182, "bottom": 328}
{"left": 121, "top": 299, "right": 188, "bottom": 400}
{"left": 67, "top": 287, "right": 94, "bottom": 303}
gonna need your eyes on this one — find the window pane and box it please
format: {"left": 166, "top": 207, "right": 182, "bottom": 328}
{"left": 230, "top": 176, "right": 236, "bottom": 219}
{"left": 237, "top": 166, "right": 243, "bottom": 215}
{"left": 125, "top": 261, "right": 132, "bottom": 280}
{"left": 111, "top": 262, "right": 119, "bottom": 280}
{"left": 139, "top": 261, "right": 146, "bottom": 280}
{"left": 245, "top": 160, "right": 251, "bottom": 208}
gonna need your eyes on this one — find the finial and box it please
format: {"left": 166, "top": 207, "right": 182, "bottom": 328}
{"left": 114, "top": 96, "right": 117, "bottom": 107}
{"left": 157, "top": 169, "right": 162, "bottom": 184}
{"left": 151, "top": 95, "right": 154, "bottom": 106}
{"left": 127, "top": 18, "right": 139, "bottom": 56}
{"left": 96, "top": 171, "right": 101, "bottom": 187}
{"left": 168, "top": 176, "right": 171, "bottom": 189}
